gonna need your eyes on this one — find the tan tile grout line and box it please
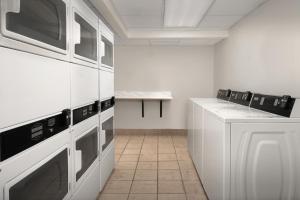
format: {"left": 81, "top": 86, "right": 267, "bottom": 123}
{"left": 126, "top": 133, "right": 145, "bottom": 200}
{"left": 171, "top": 134, "right": 188, "bottom": 199}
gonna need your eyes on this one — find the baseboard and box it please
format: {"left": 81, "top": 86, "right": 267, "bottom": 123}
{"left": 115, "top": 129, "right": 187, "bottom": 136}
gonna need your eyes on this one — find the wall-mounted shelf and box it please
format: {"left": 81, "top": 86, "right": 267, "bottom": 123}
{"left": 115, "top": 91, "right": 173, "bottom": 118}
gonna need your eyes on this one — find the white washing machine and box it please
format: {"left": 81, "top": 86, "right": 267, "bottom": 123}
{"left": 188, "top": 89, "right": 234, "bottom": 177}
{"left": 199, "top": 93, "right": 300, "bottom": 200}
{"left": 0, "top": 0, "right": 70, "bottom": 61}
{"left": 0, "top": 112, "right": 72, "bottom": 200}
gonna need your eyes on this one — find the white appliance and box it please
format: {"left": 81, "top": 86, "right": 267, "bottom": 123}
{"left": 99, "top": 68, "right": 114, "bottom": 100}
{"left": 99, "top": 99, "right": 115, "bottom": 191}
{"left": 0, "top": 0, "right": 70, "bottom": 61}
{"left": 70, "top": 0, "right": 98, "bottom": 68}
{"left": 71, "top": 115, "right": 100, "bottom": 200}
{"left": 190, "top": 91, "right": 300, "bottom": 200}
{"left": 0, "top": 119, "right": 71, "bottom": 200}
{"left": 99, "top": 20, "right": 114, "bottom": 72}
{"left": 188, "top": 89, "right": 233, "bottom": 176}
{"left": 0, "top": 47, "right": 71, "bottom": 130}
{"left": 70, "top": 63, "right": 98, "bottom": 110}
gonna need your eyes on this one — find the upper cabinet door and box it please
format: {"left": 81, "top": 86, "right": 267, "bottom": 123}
{"left": 71, "top": 0, "right": 98, "bottom": 67}
{"left": 1, "top": 0, "right": 67, "bottom": 54}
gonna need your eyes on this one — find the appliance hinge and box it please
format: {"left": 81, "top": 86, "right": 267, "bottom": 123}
{"left": 69, "top": 182, "right": 71, "bottom": 191}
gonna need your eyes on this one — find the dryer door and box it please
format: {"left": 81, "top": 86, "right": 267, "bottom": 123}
{"left": 5, "top": 148, "right": 69, "bottom": 200}
{"left": 1, "top": 0, "right": 67, "bottom": 53}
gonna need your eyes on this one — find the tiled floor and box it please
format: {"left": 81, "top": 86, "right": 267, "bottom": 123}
{"left": 98, "top": 132, "right": 207, "bottom": 200}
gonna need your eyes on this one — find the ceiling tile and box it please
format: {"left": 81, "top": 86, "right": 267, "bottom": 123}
{"left": 122, "top": 15, "right": 163, "bottom": 28}
{"left": 112, "top": 0, "right": 164, "bottom": 15}
{"left": 199, "top": 15, "right": 242, "bottom": 29}
{"left": 208, "top": 0, "right": 268, "bottom": 15}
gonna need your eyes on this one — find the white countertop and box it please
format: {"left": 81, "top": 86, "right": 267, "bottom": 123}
{"left": 115, "top": 91, "right": 173, "bottom": 100}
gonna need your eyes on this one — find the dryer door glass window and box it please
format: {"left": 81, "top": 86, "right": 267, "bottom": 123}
{"left": 5, "top": 0, "right": 67, "bottom": 50}
{"left": 9, "top": 149, "right": 68, "bottom": 200}
{"left": 74, "top": 13, "right": 97, "bottom": 61}
{"left": 76, "top": 128, "right": 98, "bottom": 181}
{"left": 101, "top": 37, "right": 113, "bottom": 67}
{"left": 102, "top": 117, "right": 114, "bottom": 151}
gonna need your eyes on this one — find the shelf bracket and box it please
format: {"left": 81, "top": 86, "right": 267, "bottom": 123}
{"left": 142, "top": 99, "right": 144, "bottom": 118}
{"left": 160, "top": 100, "right": 163, "bottom": 118}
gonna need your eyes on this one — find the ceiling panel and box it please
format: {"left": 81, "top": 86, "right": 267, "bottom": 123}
{"left": 199, "top": 15, "right": 242, "bottom": 29}
{"left": 112, "top": 0, "right": 164, "bottom": 16}
{"left": 122, "top": 15, "right": 163, "bottom": 28}
{"left": 208, "top": 0, "right": 269, "bottom": 15}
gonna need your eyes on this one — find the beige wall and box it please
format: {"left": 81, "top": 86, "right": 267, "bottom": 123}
{"left": 214, "top": 0, "right": 300, "bottom": 97}
{"left": 114, "top": 46, "right": 214, "bottom": 129}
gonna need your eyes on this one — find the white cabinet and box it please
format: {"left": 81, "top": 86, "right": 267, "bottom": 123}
{"left": 231, "top": 123, "right": 300, "bottom": 200}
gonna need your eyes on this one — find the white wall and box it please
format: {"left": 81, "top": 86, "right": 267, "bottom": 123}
{"left": 214, "top": 0, "right": 300, "bottom": 97}
{"left": 115, "top": 46, "right": 214, "bottom": 129}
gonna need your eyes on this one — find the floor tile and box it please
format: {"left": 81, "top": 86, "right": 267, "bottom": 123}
{"left": 158, "top": 194, "right": 187, "bottom": 200}
{"left": 124, "top": 149, "right": 141, "bottom": 155}
{"left": 178, "top": 161, "right": 194, "bottom": 170}
{"left": 134, "top": 170, "right": 157, "bottom": 180}
{"left": 128, "top": 194, "right": 158, "bottom": 200}
{"left": 158, "top": 148, "right": 176, "bottom": 154}
{"left": 176, "top": 153, "right": 191, "bottom": 161}
{"left": 183, "top": 181, "right": 205, "bottom": 194}
{"left": 158, "top": 161, "right": 179, "bottom": 170}
{"left": 140, "top": 154, "right": 158, "bottom": 162}
{"left": 116, "top": 161, "right": 137, "bottom": 170}
{"left": 137, "top": 162, "right": 158, "bottom": 170}
{"left": 99, "top": 194, "right": 129, "bottom": 200}
{"left": 119, "top": 154, "right": 140, "bottom": 162}
{"left": 158, "top": 181, "right": 185, "bottom": 194}
{"left": 103, "top": 181, "right": 132, "bottom": 194}
{"left": 158, "top": 170, "right": 181, "bottom": 181}
{"left": 111, "top": 170, "right": 135, "bottom": 181}
{"left": 180, "top": 169, "right": 199, "bottom": 181}
{"left": 158, "top": 154, "right": 177, "bottom": 161}
{"left": 186, "top": 194, "right": 207, "bottom": 200}
{"left": 115, "top": 148, "right": 125, "bottom": 154}
{"left": 131, "top": 181, "right": 157, "bottom": 194}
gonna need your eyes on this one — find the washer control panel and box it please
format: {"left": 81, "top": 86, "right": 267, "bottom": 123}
{"left": 250, "top": 94, "right": 295, "bottom": 117}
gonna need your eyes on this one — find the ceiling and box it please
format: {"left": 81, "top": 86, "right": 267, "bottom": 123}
{"left": 90, "top": 0, "right": 269, "bottom": 45}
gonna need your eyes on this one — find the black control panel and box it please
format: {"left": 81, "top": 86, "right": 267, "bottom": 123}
{"left": 229, "top": 91, "right": 253, "bottom": 106}
{"left": 250, "top": 94, "right": 295, "bottom": 117}
{"left": 217, "top": 89, "right": 231, "bottom": 100}
{"left": 101, "top": 97, "right": 115, "bottom": 112}
{"left": 0, "top": 109, "right": 71, "bottom": 161}
{"left": 73, "top": 101, "right": 100, "bottom": 125}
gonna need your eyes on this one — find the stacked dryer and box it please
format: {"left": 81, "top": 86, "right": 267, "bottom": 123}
{"left": 98, "top": 20, "right": 115, "bottom": 191}
{"left": 0, "top": 0, "right": 72, "bottom": 199}
{"left": 0, "top": 0, "right": 114, "bottom": 199}
{"left": 69, "top": 0, "right": 100, "bottom": 199}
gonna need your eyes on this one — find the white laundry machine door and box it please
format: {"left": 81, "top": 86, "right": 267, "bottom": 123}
{"left": 231, "top": 123, "right": 300, "bottom": 200}
{"left": 0, "top": 47, "right": 70, "bottom": 129}
{"left": 99, "top": 69, "right": 114, "bottom": 101}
